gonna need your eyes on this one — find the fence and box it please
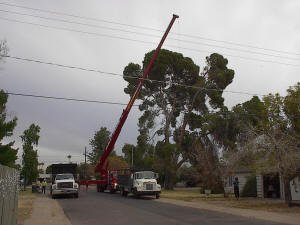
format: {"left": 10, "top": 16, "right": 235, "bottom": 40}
{"left": 0, "top": 164, "right": 19, "bottom": 225}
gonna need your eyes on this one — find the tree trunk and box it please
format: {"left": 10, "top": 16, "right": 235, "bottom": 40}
{"left": 283, "top": 177, "right": 292, "bottom": 206}
{"left": 165, "top": 171, "right": 176, "bottom": 190}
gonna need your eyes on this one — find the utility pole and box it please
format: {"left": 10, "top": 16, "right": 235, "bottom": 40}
{"left": 83, "top": 147, "right": 87, "bottom": 180}
{"left": 131, "top": 146, "right": 133, "bottom": 168}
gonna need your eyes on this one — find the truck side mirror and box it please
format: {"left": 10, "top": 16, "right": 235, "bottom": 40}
{"left": 155, "top": 173, "right": 159, "bottom": 179}
{"left": 131, "top": 174, "right": 133, "bottom": 179}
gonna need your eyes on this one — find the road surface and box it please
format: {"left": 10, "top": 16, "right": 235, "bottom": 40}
{"left": 58, "top": 189, "right": 287, "bottom": 225}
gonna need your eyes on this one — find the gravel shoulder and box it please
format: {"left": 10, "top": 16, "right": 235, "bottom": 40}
{"left": 158, "top": 198, "right": 300, "bottom": 225}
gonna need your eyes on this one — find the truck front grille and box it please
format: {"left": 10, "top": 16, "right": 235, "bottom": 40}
{"left": 57, "top": 182, "right": 73, "bottom": 188}
{"left": 145, "top": 183, "right": 154, "bottom": 190}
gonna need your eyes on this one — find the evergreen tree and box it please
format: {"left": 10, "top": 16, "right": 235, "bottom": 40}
{"left": 88, "top": 127, "right": 115, "bottom": 165}
{"left": 0, "top": 90, "right": 18, "bottom": 167}
{"left": 21, "top": 124, "right": 40, "bottom": 185}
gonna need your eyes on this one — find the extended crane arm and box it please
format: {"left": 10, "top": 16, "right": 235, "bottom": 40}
{"left": 95, "top": 14, "right": 179, "bottom": 175}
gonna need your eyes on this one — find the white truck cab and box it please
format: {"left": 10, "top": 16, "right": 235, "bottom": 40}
{"left": 119, "top": 170, "right": 161, "bottom": 199}
{"left": 51, "top": 173, "right": 79, "bottom": 198}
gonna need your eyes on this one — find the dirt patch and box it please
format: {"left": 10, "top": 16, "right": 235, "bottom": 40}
{"left": 18, "top": 191, "right": 38, "bottom": 225}
{"left": 23, "top": 194, "right": 72, "bottom": 225}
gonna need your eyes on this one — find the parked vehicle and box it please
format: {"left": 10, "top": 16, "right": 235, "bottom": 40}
{"left": 49, "top": 164, "right": 79, "bottom": 198}
{"left": 118, "top": 169, "right": 161, "bottom": 199}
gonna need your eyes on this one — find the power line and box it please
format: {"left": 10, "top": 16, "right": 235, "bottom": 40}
{"left": 4, "top": 91, "right": 300, "bottom": 119}
{"left": 0, "top": 9, "right": 299, "bottom": 61}
{"left": 5, "top": 91, "right": 137, "bottom": 106}
{"left": 3, "top": 54, "right": 300, "bottom": 101}
{"left": 0, "top": 1, "right": 299, "bottom": 56}
{"left": 1, "top": 17, "right": 300, "bottom": 68}
{"left": 1, "top": 55, "right": 266, "bottom": 97}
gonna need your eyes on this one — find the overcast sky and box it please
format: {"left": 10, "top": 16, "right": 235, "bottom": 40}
{"left": 0, "top": 0, "right": 299, "bottom": 166}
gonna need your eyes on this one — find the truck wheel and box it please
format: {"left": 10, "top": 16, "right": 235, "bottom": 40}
{"left": 155, "top": 193, "right": 160, "bottom": 199}
{"left": 74, "top": 193, "right": 79, "bottom": 198}
{"left": 124, "top": 191, "right": 128, "bottom": 197}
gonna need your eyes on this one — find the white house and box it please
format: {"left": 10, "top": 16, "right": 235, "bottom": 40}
{"left": 224, "top": 171, "right": 300, "bottom": 200}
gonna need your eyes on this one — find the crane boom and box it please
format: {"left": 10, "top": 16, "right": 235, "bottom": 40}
{"left": 95, "top": 14, "right": 179, "bottom": 175}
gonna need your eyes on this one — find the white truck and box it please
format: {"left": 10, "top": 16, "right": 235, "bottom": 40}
{"left": 51, "top": 173, "right": 79, "bottom": 198}
{"left": 118, "top": 170, "right": 161, "bottom": 199}
{"left": 49, "top": 164, "right": 79, "bottom": 199}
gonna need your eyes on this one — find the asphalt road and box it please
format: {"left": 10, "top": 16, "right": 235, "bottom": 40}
{"left": 57, "top": 189, "right": 288, "bottom": 225}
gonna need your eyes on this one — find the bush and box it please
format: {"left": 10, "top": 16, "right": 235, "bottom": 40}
{"left": 241, "top": 175, "right": 257, "bottom": 197}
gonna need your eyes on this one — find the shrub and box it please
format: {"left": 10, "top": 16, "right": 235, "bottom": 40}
{"left": 241, "top": 175, "right": 257, "bottom": 197}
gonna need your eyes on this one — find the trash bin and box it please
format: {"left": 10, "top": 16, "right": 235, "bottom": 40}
{"left": 32, "top": 184, "right": 38, "bottom": 193}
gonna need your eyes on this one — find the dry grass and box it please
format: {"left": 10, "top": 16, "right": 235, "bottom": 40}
{"left": 18, "top": 190, "right": 37, "bottom": 225}
{"left": 161, "top": 188, "right": 300, "bottom": 214}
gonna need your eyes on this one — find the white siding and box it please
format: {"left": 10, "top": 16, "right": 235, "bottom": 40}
{"left": 290, "top": 177, "right": 300, "bottom": 201}
{"left": 256, "top": 175, "right": 263, "bottom": 198}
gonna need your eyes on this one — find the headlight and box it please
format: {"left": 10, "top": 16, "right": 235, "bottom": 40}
{"left": 157, "top": 184, "right": 161, "bottom": 190}
{"left": 136, "top": 182, "right": 142, "bottom": 186}
{"left": 74, "top": 183, "right": 78, "bottom": 188}
{"left": 52, "top": 184, "right": 57, "bottom": 189}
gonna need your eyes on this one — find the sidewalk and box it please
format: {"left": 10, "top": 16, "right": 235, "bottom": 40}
{"left": 158, "top": 198, "right": 300, "bottom": 225}
{"left": 23, "top": 194, "right": 71, "bottom": 225}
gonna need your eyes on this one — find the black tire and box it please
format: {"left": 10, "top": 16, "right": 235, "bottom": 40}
{"left": 74, "top": 193, "right": 79, "bottom": 198}
{"left": 124, "top": 191, "right": 128, "bottom": 197}
{"left": 156, "top": 193, "right": 160, "bottom": 199}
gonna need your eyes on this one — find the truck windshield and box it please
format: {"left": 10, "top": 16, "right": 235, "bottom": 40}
{"left": 135, "top": 171, "right": 155, "bottom": 179}
{"left": 56, "top": 174, "right": 74, "bottom": 180}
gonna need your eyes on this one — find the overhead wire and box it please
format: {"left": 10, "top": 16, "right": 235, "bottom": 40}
{"left": 3, "top": 54, "right": 300, "bottom": 104}
{"left": 1, "top": 54, "right": 267, "bottom": 97}
{"left": 1, "top": 17, "right": 300, "bottom": 68}
{"left": 0, "top": 8, "right": 299, "bottom": 61}
{"left": 4, "top": 91, "right": 300, "bottom": 119}
{"left": 5, "top": 91, "right": 138, "bottom": 106}
{"left": 0, "top": 1, "right": 299, "bottom": 56}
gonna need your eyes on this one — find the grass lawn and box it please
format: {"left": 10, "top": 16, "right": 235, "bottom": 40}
{"left": 161, "top": 188, "right": 300, "bottom": 214}
{"left": 18, "top": 190, "right": 37, "bottom": 224}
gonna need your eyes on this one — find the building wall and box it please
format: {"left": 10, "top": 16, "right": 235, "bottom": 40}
{"left": 256, "top": 175, "right": 263, "bottom": 198}
{"left": 290, "top": 177, "right": 300, "bottom": 201}
{"left": 225, "top": 173, "right": 252, "bottom": 194}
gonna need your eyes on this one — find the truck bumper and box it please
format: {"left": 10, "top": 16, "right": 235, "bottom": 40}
{"left": 136, "top": 191, "right": 161, "bottom": 196}
{"left": 52, "top": 188, "right": 78, "bottom": 195}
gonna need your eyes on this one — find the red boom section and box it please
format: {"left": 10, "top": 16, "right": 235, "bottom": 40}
{"left": 95, "top": 14, "right": 179, "bottom": 176}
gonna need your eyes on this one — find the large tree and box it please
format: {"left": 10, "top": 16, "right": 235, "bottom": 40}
{"left": 21, "top": 124, "right": 40, "bottom": 185}
{"left": 123, "top": 50, "right": 234, "bottom": 189}
{"left": 225, "top": 83, "right": 300, "bottom": 205}
{"left": 0, "top": 90, "right": 18, "bottom": 167}
{"left": 88, "top": 127, "right": 115, "bottom": 165}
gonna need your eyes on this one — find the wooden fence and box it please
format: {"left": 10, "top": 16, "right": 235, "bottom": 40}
{"left": 0, "top": 164, "right": 19, "bottom": 225}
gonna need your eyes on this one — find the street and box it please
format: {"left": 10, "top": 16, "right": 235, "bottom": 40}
{"left": 57, "top": 188, "right": 288, "bottom": 225}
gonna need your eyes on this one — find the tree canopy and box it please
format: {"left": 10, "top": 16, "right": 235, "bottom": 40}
{"left": 0, "top": 90, "right": 18, "bottom": 167}
{"left": 21, "top": 124, "right": 40, "bottom": 184}
{"left": 225, "top": 82, "right": 300, "bottom": 205}
{"left": 88, "top": 127, "right": 115, "bottom": 165}
{"left": 123, "top": 49, "right": 234, "bottom": 189}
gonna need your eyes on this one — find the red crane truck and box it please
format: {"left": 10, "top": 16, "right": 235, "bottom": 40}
{"left": 80, "top": 14, "right": 179, "bottom": 193}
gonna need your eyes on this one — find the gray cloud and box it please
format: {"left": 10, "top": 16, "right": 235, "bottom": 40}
{"left": 0, "top": 0, "right": 299, "bottom": 165}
